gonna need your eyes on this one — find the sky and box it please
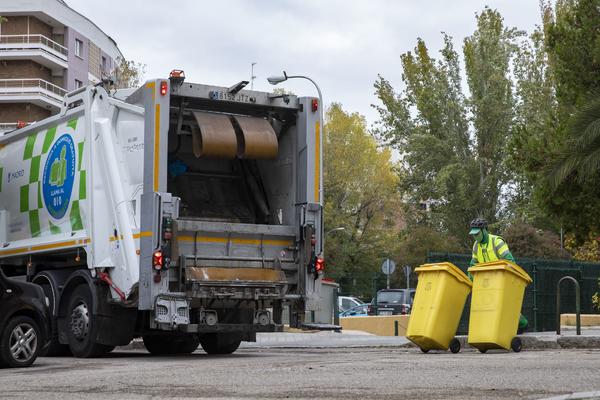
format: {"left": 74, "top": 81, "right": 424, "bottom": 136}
{"left": 67, "top": 0, "right": 543, "bottom": 128}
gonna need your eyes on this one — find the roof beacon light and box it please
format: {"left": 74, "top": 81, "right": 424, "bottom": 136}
{"left": 169, "top": 70, "right": 185, "bottom": 86}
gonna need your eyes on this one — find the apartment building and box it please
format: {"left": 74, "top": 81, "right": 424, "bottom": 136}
{"left": 0, "top": 0, "right": 123, "bottom": 133}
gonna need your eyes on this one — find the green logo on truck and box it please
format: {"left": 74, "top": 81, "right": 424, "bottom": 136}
{"left": 49, "top": 146, "right": 67, "bottom": 187}
{"left": 42, "top": 134, "right": 76, "bottom": 220}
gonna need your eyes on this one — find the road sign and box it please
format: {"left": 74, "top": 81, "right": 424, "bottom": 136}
{"left": 381, "top": 259, "right": 396, "bottom": 275}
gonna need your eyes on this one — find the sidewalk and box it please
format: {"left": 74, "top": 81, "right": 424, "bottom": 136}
{"left": 118, "top": 327, "right": 600, "bottom": 351}
{"left": 239, "top": 327, "right": 600, "bottom": 350}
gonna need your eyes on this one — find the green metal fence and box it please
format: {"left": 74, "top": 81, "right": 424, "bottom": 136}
{"left": 426, "top": 252, "right": 600, "bottom": 333}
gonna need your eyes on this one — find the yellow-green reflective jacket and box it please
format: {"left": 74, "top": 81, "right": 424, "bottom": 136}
{"left": 472, "top": 234, "right": 510, "bottom": 264}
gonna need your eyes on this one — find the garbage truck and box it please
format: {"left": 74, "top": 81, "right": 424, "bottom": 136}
{"left": 0, "top": 72, "right": 324, "bottom": 357}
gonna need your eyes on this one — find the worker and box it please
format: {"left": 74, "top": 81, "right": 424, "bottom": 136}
{"left": 469, "top": 218, "right": 528, "bottom": 334}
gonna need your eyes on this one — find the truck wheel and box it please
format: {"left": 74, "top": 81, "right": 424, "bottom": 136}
{"left": 143, "top": 335, "right": 176, "bottom": 355}
{"left": 176, "top": 336, "right": 200, "bottom": 354}
{"left": 200, "top": 333, "right": 241, "bottom": 355}
{"left": 36, "top": 281, "right": 70, "bottom": 357}
{"left": 143, "top": 335, "right": 199, "bottom": 355}
{"left": 0, "top": 316, "right": 41, "bottom": 368}
{"left": 65, "top": 285, "right": 113, "bottom": 358}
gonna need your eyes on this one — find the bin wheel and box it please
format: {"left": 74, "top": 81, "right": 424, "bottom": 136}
{"left": 511, "top": 337, "right": 522, "bottom": 353}
{"left": 449, "top": 338, "right": 461, "bottom": 354}
{"left": 420, "top": 347, "right": 430, "bottom": 353}
{"left": 478, "top": 348, "right": 487, "bottom": 354}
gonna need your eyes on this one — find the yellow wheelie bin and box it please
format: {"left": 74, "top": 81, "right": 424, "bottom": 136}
{"left": 467, "top": 260, "right": 532, "bottom": 353}
{"left": 406, "top": 262, "right": 472, "bottom": 353}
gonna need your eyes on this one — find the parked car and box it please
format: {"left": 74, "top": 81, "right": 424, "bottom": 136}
{"left": 368, "top": 289, "right": 416, "bottom": 316}
{"left": 0, "top": 269, "right": 50, "bottom": 368}
{"left": 339, "top": 304, "right": 369, "bottom": 317}
{"left": 338, "top": 296, "right": 364, "bottom": 312}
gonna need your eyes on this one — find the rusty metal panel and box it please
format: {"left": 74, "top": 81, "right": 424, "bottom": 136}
{"left": 234, "top": 115, "right": 278, "bottom": 159}
{"left": 187, "top": 267, "right": 287, "bottom": 283}
{"left": 191, "top": 111, "right": 238, "bottom": 158}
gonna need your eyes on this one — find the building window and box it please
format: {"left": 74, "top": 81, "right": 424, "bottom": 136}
{"left": 75, "top": 39, "right": 83, "bottom": 58}
{"left": 75, "top": 79, "right": 83, "bottom": 89}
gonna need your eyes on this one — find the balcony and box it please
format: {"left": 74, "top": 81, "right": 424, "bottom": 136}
{"left": 0, "top": 34, "right": 68, "bottom": 70}
{"left": 0, "top": 79, "right": 67, "bottom": 111}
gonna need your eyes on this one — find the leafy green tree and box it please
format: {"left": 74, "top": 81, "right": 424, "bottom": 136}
{"left": 506, "top": 27, "right": 560, "bottom": 230}
{"left": 374, "top": 8, "right": 519, "bottom": 246}
{"left": 323, "top": 103, "right": 402, "bottom": 297}
{"left": 520, "top": 0, "right": 600, "bottom": 239}
{"left": 501, "top": 222, "right": 570, "bottom": 259}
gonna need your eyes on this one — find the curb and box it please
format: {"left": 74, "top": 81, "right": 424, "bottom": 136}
{"left": 117, "top": 334, "right": 600, "bottom": 351}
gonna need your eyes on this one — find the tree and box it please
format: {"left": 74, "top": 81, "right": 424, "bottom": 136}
{"left": 501, "top": 222, "right": 570, "bottom": 259}
{"left": 374, "top": 8, "right": 520, "bottom": 246}
{"left": 505, "top": 26, "right": 560, "bottom": 230}
{"left": 323, "top": 103, "right": 402, "bottom": 297}
{"left": 114, "top": 58, "right": 146, "bottom": 89}
{"left": 523, "top": 0, "right": 600, "bottom": 239}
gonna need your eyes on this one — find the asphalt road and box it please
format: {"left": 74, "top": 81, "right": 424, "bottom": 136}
{"left": 1, "top": 347, "right": 599, "bottom": 400}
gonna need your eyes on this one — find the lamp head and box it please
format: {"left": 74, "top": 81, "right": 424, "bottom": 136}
{"left": 267, "top": 71, "right": 288, "bottom": 85}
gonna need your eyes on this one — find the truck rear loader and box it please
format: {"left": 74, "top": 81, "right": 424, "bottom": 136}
{"left": 0, "top": 73, "right": 324, "bottom": 357}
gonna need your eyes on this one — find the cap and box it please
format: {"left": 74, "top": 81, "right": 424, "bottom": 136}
{"left": 469, "top": 227, "right": 481, "bottom": 235}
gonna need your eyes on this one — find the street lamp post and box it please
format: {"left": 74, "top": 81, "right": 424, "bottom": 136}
{"left": 268, "top": 71, "right": 324, "bottom": 253}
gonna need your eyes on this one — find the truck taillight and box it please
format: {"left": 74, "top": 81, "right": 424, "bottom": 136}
{"left": 160, "top": 81, "right": 168, "bottom": 96}
{"left": 311, "top": 98, "right": 318, "bottom": 112}
{"left": 315, "top": 256, "right": 325, "bottom": 273}
{"left": 152, "top": 250, "right": 163, "bottom": 270}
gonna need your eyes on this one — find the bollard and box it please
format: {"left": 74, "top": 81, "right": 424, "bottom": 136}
{"left": 394, "top": 320, "right": 399, "bottom": 336}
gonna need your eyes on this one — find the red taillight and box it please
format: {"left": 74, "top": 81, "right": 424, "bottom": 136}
{"left": 152, "top": 250, "right": 163, "bottom": 270}
{"left": 160, "top": 81, "right": 168, "bottom": 96}
{"left": 311, "top": 98, "right": 318, "bottom": 112}
{"left": 315, "top": 256, "right": 325, "bottom": 273}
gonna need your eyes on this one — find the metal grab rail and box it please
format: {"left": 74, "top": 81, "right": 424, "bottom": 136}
{"left": 0, "top": 123, "right": 18, "bottom": 131}
{"left": 0, "top": 34, "right": 68, "bottom": 56}
{"left": 556, "top": 276, "right": 581, "bottom": 335}
{"left": 0, "top": 78, "right": 67, "bottom": 97}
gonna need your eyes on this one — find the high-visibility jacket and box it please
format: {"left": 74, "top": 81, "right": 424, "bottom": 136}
{"left": 472, "top": 234, "right": 511, "bottom": 264}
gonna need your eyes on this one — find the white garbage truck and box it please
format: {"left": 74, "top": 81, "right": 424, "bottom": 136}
{"left": 0, "top": 72, "right": 324, "bottom": 357}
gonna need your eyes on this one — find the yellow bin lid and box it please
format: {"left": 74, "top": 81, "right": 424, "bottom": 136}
{"left": 415, "top": 262, "right": 472, "bottom": 287}
{"left": 467, "top": 260, "right": 533, "bottom": 284}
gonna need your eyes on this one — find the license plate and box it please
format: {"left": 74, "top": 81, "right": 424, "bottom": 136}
{"left": 208, "top": 90, "right": 255, "bottom": 103}
{"left": 379, "top": 310, "right": 393, "bottom": 316}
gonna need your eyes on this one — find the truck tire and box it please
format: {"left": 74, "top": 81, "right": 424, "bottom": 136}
{"left": 65, "top": 285, "right": 114, "bottom": 358}
{"left": 143, "top": 335, "right": 200, "bottom": 355}
{"left": 200, "top": 333, "right": 241, "bottom": 355}
{"left": 0, "top": 316, "right": 41, "bottom": 368}
{"left": 176, "top": 336, "right": 200, "bottom": 354}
